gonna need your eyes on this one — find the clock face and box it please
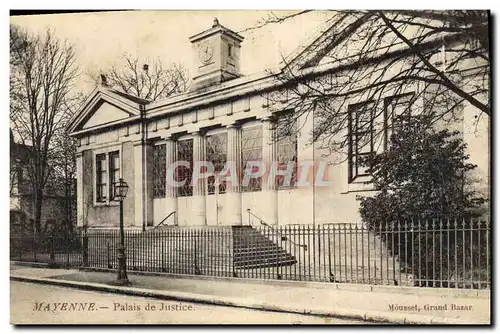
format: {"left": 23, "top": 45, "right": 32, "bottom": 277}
{"left": 199, "top": 42, "right": 214, "bottom": 64}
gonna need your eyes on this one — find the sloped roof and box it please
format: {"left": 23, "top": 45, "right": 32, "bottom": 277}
{"left": 107, "top": 88, "right": 152, "bottom": 105}
{"left": 66, "top": 85, "right": 146, "bottom": 134}
{"left": 66, "top": 14, "right": 355, "bottom": 135}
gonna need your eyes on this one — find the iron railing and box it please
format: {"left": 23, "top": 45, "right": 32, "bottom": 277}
{"left": 155, "top": 211, "right": 176, "bottom": 228}
{"left": 245, "top": 209, "right": 308, "bottom": 250}
{"left": 10, "top": 230, "right": 83, "bottom": 268}
{"left": 10, "top": 218, "right": 491, "bottom": 289}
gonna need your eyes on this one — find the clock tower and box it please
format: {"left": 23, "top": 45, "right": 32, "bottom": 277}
{"left": 189, "top": 18, "right": 244, "bottom": 90}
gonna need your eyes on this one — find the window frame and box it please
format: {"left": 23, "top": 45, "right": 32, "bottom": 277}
{"left": 241, "top": 122, "right": 263, "bottom": 193}
{"left": 176, "top": 137, "right": 194, "bottom": 197}
{"left": 275, "top": 116, "right": 299, "bottom": 190}
{"left": 108, "top": 151, "right": 120, "bottom": 201}
{"left": 205, "top": 129, "right": 228, "bottom": 195}
{"left": 348, "top": 100, "right": 375, "bottom": 183}
{"left": 153, "top": 143, "right": 167, "bottom": 199}
{"left": 93, "top": 145, "right": 122, "bottom": 206}
{"left": 95, "top": 153, "right": 107, "bottom": 203}
{"left": 383, "top": 92, "right": 415, "bottom": 151}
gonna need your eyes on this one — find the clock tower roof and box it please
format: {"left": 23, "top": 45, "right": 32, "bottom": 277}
{"left": 189, "top": 18, "right": 244, "bottom": 44}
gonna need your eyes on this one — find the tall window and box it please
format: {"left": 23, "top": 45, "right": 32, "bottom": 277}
{"left": 384, "top": 93, "right": 414, "bottom": 150}
{"left": 241, "top": 125, "right": 263, "bottom": 192}
{"left": 206, "top": 132, "right": 227, "bottom": 195}
{"left": 348, "top": 101, "right": 375, "bottom": 182}
{"left": 96, "top": 153, "right": 107, "bottom": 202}
{"left": 95, "top": 151, "right": 121, "bottom": 203}
{"left": 153, "top": 144, "right": 166, "bottom": 198}
{"left": 108, "top": 151, "right": 120, "bottom": 200}
{"left": 276, "top": 118, "right": 298, "bottom": 189}
{"left": 177, "top": 139, "right": 193, "bottom": 197}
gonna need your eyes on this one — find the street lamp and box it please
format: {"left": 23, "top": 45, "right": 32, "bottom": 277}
{"left": 114, "top": 178, "right": 130, "bottom": 285}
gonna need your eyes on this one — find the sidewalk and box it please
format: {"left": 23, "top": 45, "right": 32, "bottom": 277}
{"left": 10, "top": 263, "right": 490, "bottom": 324}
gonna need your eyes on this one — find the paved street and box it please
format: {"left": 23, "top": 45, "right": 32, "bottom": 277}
{"left": 10, "top": 281, "right": 364, "bottom": 324}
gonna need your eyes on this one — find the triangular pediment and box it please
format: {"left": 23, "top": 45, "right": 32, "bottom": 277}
{"left": 81, "top": 101, "right": 132, "bottom": 129}
{"left": 67, "top": 87, "right": 145, "bottom": 134}
{"left": 280, "top": 14, "right": 367, "bottom": 71}
{"left": 284, "top": 12, "right": 450, "bottom": 72}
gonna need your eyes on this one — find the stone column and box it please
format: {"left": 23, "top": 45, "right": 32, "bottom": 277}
{"left": 165, "top": 136, "right": 178, "bottom": 226}
{"left": 76, "top": 152, "right": 84, "bottom": 228}
{"left": 192, "top": 131, "right": 206, "bottom": 226}
{"left": 133, "top": 140, "right": 154, "bottom": 229}
{"left": 261, "top": 116, "right": 278, "bottom": 225}
{"left": 226, "top": 123, "right": 242, "bottom": 225}
{"left": 145, "top": 143, "right": 154, "bottom": 227}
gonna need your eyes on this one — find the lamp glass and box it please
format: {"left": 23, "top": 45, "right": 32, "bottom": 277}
{"left": 114, "top": 179, "right": 129, "bottom": 200}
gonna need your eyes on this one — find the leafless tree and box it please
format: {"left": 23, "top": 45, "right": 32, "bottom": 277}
{"left": 10, "top": 163, "right": 18, "bottom": 197}
{"left": 255, "top": 10, "right": 489, "bottom": 155}
{"left": 89, "top": 54, "right": 189, "bottom": 101}
{"left": 10, "top": 25, "right": 79, "bottom": 233}
{"left": 48, "top": 94, "right": 84, "bottom": 231}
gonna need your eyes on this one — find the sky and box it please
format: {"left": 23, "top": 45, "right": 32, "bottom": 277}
{"left": 10, "top": 10, "right": 334, "bottom": 95}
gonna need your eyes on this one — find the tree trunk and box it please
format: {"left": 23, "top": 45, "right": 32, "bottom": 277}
{"left": 34, "top": 187, "right": 43, "bottom": 235}
{"left": 64, "top": 160, "right": 69, "bottom": 233}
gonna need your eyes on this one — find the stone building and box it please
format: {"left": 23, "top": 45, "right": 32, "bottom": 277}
{"left": 66, "top": 17, "right": 489, "bottom": 230}
{"left": 10, "top": 130, "right": 76, "bottom": 233}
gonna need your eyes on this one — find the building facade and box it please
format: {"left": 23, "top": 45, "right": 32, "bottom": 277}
{"left": 67, "top": 17, "right": 490, "bottom": 230}
{"left": 10, "top": 130, "right": 76, "bottom": 233}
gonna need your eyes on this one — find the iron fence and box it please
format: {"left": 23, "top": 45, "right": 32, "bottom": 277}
{"left": 10, "top": 230, "right": 83, "bottom": 268}
{"left": 10, "top": 218, "right": 491, "bottom": 289}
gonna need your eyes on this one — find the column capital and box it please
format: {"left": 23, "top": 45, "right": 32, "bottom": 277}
{"left": 133, "top": 139, "right": 154, "bottom": 147}
{"left": 190, "top": 130, "right": 202, "bottom": 137}
{"left": 226, "top": 122, "right": 240, "bottom": 130}
{"left": 164, "top": 135, "right": 175, "bottom": 142}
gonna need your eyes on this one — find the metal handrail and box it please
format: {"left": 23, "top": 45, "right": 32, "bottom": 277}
{"left": 245, "top": 209, "right": 307, "bottom": 251}
{"left": 155, "top": 211, "right": 176, "bottom": 228}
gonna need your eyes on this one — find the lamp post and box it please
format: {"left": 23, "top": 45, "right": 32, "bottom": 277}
{"left": 114, "top": 178, "right": 130, "bottom": 285}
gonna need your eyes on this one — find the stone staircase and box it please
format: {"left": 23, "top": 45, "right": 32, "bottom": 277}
{"left": 85, "top": 226, "right": 296, "bottom": 275}
{"left": 84, "top": 224, "right": 410, "bottom": 285}
{"left": 238, "top": 223, "right": 413, "bottom": 285}
{"left": 232, "top": 226, "right": 297, "bottom": 269}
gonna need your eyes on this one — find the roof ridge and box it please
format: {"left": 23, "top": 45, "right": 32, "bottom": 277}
{"left": 107, "top": 88, "right": 152, "bottom": 105}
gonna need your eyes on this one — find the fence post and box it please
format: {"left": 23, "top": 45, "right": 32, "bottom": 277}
{"left": 48, "top": 234, "right": 56, "bottom": 268}
{"left": 66, "top": 227, "right": 70, "bottom": 268}
{"left": 32, "top": 231, "right": 37, "bottom": 262}
{"left": 161, "top": 231, "right": 165, "bottom": 272}
{"left": 82, "top": 229, "right": 89, "bottom": 267}
{"left": 107, "top": 241, "right": 111, "bottom": 269}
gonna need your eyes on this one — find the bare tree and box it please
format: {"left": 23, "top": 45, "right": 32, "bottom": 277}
{"left": 10, "top": 25, "right": 79, "bottom": 233}
{"left": 48, "top": 93, "right": 84, "bottom": 232}
{"left": 252, "top": 10, "right": 489, "bottom": 155}
{"left": 89, "top": 54, "right": 189, "bottom": 101}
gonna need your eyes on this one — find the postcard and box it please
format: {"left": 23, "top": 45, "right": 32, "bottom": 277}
{"left": 9, "top": 9, "right": 491, "bottom": 325}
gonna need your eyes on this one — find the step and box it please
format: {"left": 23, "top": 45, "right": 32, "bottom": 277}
{"left": 234, "top": 255, "right": 296, "bottom": 265}
{"left": 234, "top": 251, "right": 289, "bottom": 258}
{"left": 234, "top": 253, "right": 295, "bottom": 262}
{"left": 234, "top": 244, "right": 276, "bottom": 250}
{"left": 232, "top": 226, "right": 297, "bottom": 270}
{"left": 234, "top": 252, "right": 290, "bottom": 260}
{"left": 236, "top": 260, "right": 298, "bottom": 269}
{"left": 234, "top": 259, "right": 296, "bottom": 267}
